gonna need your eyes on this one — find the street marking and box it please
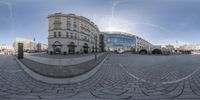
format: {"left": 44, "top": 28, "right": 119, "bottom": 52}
{"left": 119, "top": 64, "right": 146, "bottom": 82}
{"left": 119, "top": 63, "right": 200, "bottom": 85}
{"left": 162, "top": 66, "right": 200, "bottom": 84}
{"left": 1, "top": 70, "right": 22, "bottom": 73}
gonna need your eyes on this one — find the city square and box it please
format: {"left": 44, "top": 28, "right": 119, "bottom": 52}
{"left": 1, "top": 0, "right": 200, "bottom": 100}
{"left": 1, "top": 53, "right": 200, "bottom": 99}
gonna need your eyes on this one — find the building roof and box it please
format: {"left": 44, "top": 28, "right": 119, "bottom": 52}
{"left": 48, "top": 13, "right": 99, "bottom": 31}
{"left": 102, "top": 31, "right": 154, "bottom": 45}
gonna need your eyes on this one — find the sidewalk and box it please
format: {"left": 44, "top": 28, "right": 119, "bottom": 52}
{"left": 16, "top": 54, "right": 108, "bottom": 84}
{"left": 24, "top": 53, "right": 104, "bottom": 66}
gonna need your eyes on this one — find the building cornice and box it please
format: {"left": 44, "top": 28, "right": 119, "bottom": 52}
{"left": 48, "top": 13, "right": 100, "bottom": 32}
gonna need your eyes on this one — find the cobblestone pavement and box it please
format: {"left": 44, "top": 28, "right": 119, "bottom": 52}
{"left": 1, "top": 53, "right": 200, "bottom": 100}
{"left": 29, "top": 52, "right": 101, "bottom": 59}
{"left": 24, "top": 53, "right": 104, "bottom": 66}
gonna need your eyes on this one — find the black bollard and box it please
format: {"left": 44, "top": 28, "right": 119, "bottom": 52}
{"left": 18, "top": 43, "right": 24, "bottom": 59}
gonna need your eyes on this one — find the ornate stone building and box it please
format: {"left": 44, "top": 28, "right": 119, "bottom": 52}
{"left": 48, "top": 13, "right": 100, "bottom": 54}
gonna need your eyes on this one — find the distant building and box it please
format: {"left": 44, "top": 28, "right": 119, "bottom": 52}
{"left": 37, "top": 43, "right": 42, "bottom": 52}
{"left": 0, "top": 44, "right": 14, "bottom": 55}
{"left": 0, "top": 44, "right": 14, "bottom": 51}
{"left": 179, "top": 44, "right": 200, "bottom": 51}
{"left": 41, "top": 44, "right": 48, "bottom": 51}
{"left": 47, "top": 13, "right": 101, "bottom": 54}
{"left": 165, "top": 44, "right": 175, "bottom": 52}
{"left": 13, "top": 38, "right": 37, "bottom": 52}
{"left": 13, "top": 38, "right": 47, "bottom": 52}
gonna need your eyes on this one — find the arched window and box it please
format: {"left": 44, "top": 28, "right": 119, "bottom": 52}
{"left": 66, "top": 32, "right": 69, "bottom": 38}
{"left": 52, "top": 41, "right": 62, "bottom": 46}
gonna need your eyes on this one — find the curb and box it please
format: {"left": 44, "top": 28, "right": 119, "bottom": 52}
{"left": 15, "top": 55, "right": 108, "bottom": 84}
{"left": 24, "top": 53, "right": 104, "bottom": 66}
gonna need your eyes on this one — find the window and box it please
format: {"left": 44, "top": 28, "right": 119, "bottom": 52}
{"left": 67, "top": 21, "right": 71, "bottom": 30}
{"left": 54, "top": 17, "right": 61, "bottom": 30}
{"left": 74, "top": 33, "right": 77, "bottom": 39}
{"left": 73, "top": 24, "right": 77, "bottom": 30}
{"left": 66, "top": 32, "right": 69, "bottom": 38}
{"left": 71, "top": 33, "right": 73, "bottom": 38}
{"left": 58, "top": 32, "right": 61, "bottom": 37}
{"left": 54, "top": 32, "right": 56, "bottom": 37}
{"left": 73, "top": 22, "right": 77, "bottom": 28}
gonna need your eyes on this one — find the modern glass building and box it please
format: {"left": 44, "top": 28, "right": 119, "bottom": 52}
{"left": 103, "top": 32, "right": 136, "bottom": 52}
{"left": 103, "top": 31, "right": 162, "bottom": 54}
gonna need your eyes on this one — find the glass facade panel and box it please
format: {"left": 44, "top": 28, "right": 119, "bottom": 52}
{"left": 104, "top": 33, "right": 136, "bottom": 51}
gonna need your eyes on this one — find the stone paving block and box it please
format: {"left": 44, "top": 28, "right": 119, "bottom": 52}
{"left": 1, "top": 54, "right": 200, "bottom": 99}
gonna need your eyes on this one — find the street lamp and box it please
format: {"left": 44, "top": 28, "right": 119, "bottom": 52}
{"left": 77, "top": 19, "right": 80, "bottom": 54}
{"left": 94, "top": 35, "right": 97, "bottom": 61}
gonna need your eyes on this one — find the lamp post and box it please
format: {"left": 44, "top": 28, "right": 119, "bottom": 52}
{"left": 77, "top": 19, "right": 80, "bottom": 54}
{"left": 95, "top": 35, "right": 97, "bottom": 61}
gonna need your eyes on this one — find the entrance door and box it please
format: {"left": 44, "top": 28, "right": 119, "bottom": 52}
{"left": 55, "top": 47, "right": 61, "bottom": 54}
{"left": 68, "top": 47, "right": 75, "bottom": 54}
{"left": 83, "top": 43, "right": 89, "bottom": 54}
{"left": 84, "top": 48, "right": 88, "bottom": 53}
{"left": 52, "top": 41, "right": 62, "bottom": 54}
{"left": 68, "top": 42, "right": 76, "bottom": 54}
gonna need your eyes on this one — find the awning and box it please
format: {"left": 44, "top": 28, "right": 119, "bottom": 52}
{"left": 67, "top": 44, "right": 77, "bottom": 47}
{"left": 83, "top": 45, "right": 89, "bottom": 48}
{"left": 52, "top": 44, "right": 62, "bottom": 47}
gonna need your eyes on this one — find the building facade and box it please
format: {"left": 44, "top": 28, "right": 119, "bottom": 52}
{"left": 0, "top": 44, "right": 14, "bottom": 51}
{"left": 103, "top": 31, "right": 161, "bottom": 53}
{"left": 13, "top": 38, "right": 37, "bottom": 52}
{"left": 179, "top": 44, "right": 200, "bottom": 51}
{"left": 165, "top": 44, "right": 175, "bottom": 53}
{"left": 103, "top": 32, "right": 136, "bottom": 52}
{"left": 48, "top": 13, "right": 100, "bottom": 54}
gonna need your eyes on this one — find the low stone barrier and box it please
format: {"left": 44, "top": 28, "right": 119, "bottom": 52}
{"left": 15, "top": 53, "right": 108, "bottom": 84}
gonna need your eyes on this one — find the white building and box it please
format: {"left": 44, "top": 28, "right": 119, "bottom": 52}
{"left": 13, "top": 38, "right": 37, "bottom": 51}
{"left": 13, "top": 38, "right": 47, "bottom": 52}
{"left": 0, "top": 44, "right": 14, "bottom": 51}
{"left": 41, "top": 44, "right": 48, "bottom": 51}
{"left": 48, "top": 13, "right": 100, "bottom": 54}
{"left": 0, "top": 44, "right": 14, "bottom": 55}
{"left": 179, "top": 44, "right": 200, "bottom": 51}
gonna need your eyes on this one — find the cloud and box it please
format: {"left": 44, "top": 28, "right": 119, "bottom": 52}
{"left": 0, "top": 1, "right": 14, "bottom": 34}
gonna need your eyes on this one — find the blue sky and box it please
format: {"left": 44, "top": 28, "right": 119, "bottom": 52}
{"left": 0, "top": 0, "right": 200, "bottom": 46}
